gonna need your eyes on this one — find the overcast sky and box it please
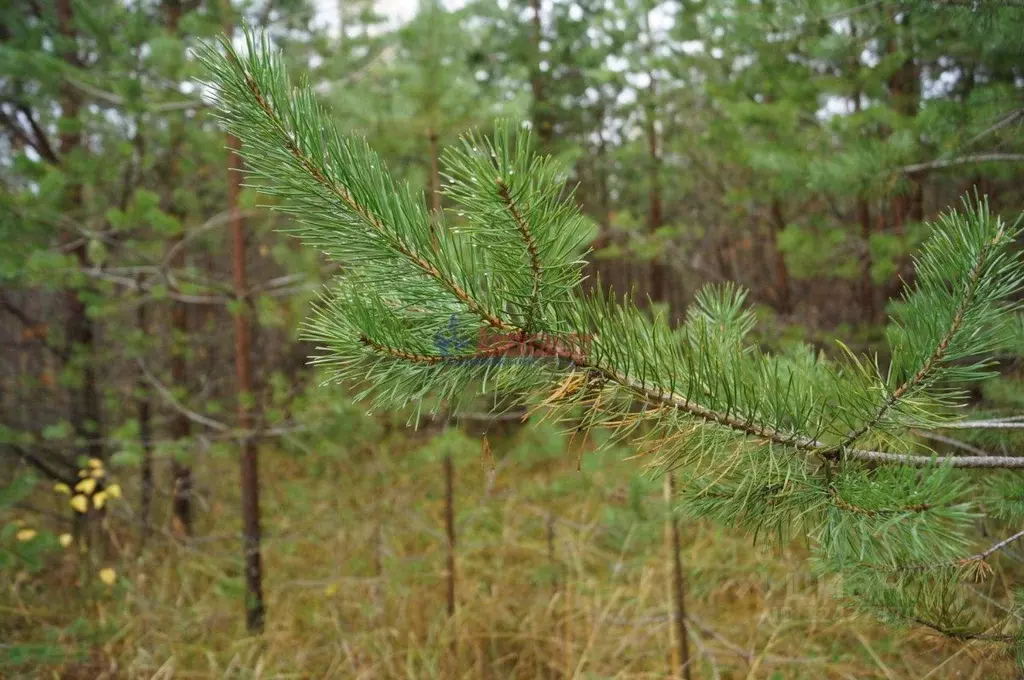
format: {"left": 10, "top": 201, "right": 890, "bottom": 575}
{"left": 313, "top": 0, "right": 466, "bottom": 34}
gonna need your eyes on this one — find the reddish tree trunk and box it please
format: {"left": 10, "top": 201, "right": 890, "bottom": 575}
{"left": 645, "top": 82, "right": 667, "bottom": 303}
{"left": 858, "top": 198, "right": 876, "bottom": 322}
{"left": 228, "top": 131, "right": 265, "bottom": 633}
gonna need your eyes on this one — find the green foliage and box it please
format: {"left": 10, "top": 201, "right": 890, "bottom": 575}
{"left": 201, "top": 30, "right": 1024, "bottom": 650}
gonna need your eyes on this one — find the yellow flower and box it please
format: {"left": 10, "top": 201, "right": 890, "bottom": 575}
{"left": 16, "top": 529, "right": 37, "bottom": 542}
{"left": 59, "top": 533, "right": 73, "bottom": 548}
{"left": 53, "top": 482, "right": 71, "bottom": 495}
{"left": 324, "top": 582, "right": 339, "bottom": 596}
{"left": 93, "top": 491, "right": 108, "bottom": 510}
{"left": 75, "top": 478, "right": 97, "bottom": 495}
{"left": 105, "top": 483, "right": 122, "bottom": 499}
{"left": 90, "top": 468, "right": 105, "bottom": 479}
{"left": 99, "top": 567, "right": 116, "bottom": 586}
{"left": 78, "top": 470, "right": 89, "bottom": 478}
{"left": 88, "top": 458, "right": 103, "bottom": 469}
{"left": 70, "top": 495, "right": 89, "bottom": 513}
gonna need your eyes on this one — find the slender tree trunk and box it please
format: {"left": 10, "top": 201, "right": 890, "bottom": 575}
{"left": 664, "top": 474, "right": 691, "bottom": 680}
{"left": 444, "top": 453, "right": 457, "bottom": 652}
{"left": 767, "top": 199, "right": 792, "bottom": 315}
{"left": 162, "top": 0, "right": 193, "bottom": 539}
{"left": 530, "top": 0, "right": 551, "bottom": 148}
{"left": 847, "top": 33, "right": 879, "bottom": 325}
{"left": 644, "top": 94, "right": 667, "bottom": 302}
{"left": 428, "top": 127, "right": 442, "bottom": 214}
{"left": 547, "top": 512, "right": 556, "bottom": 590}
{"left": 228, "top": 129, "right": 265, "bottom": 632}
{"left": 887, "top": 11, "right": 921, "bottom": 235}
{"left": 57, "top": 0, "right": 104, "bottom": 467}
{"left": 169, "top": 300, "right": 193, "bottom": 537}
{"left": 224, "top": 7, "right": 265, "bottom": 625}
{"left": 597, "top": 112, "right": 612, "bottom": 236}
{"left": 137, "top": 297, "right": 154, "bottom": 549}
{"left": 858, "top": 198, "right": 875, "bottom": 322}
{"left": 642, "top": 9, "right": 667, "bottom": 304}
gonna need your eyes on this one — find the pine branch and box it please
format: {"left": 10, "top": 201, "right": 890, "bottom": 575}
{"left": 233, "top": 57, "right": 503, "bottom": 331}
{"left": 198, "top": 28, "right": 1024, "bottom": 654}
{"left": 967, "top": 529, "right": 1024, "bottom": 564}
{"left": 496, "top": 179, "right": 542, "bottom": 330}
{"left": 832, "top": 226, "right": 996, "bottom": 452}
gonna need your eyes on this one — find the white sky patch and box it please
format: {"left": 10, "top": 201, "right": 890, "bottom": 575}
{"left": 313, "top": 0, "right": 468, "bottom": 37}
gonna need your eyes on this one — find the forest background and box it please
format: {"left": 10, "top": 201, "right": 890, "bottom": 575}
{"left": 1, "top": 0, "right": 1023, "bottom": 677}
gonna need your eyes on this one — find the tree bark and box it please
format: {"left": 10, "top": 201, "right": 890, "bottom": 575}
{"left": 164, "top": 0, "right": 193, "bottom": 538}
{"left": 428, "top": 127, "right": 442, "bottom": 214}
{"left": 887, "top": 11, "right": 921, "bottom": 235}
{"left": 768, "top": 199, "right": 792, "bottom": 315}
{"left": 228, "top": 129, "right": 265, "bottom": 633}
{"left": 137, "top": 295, "right": 154, "bottom": 549}
{"left": 169, "top": 300, "right": 193, "bottom": 537}
{"left": 642, "top": 9, "right": 667, "bottom": 304}
{"left": 858, "top": 198, "right": 876, "bottom": 322}
{"left": 56, "top": 0, "right": 104, "bottom": 467}
{"left": 444, "top": 452, "right": 457, "bottom": 647}
{"left": 664, "top": 474, "right": 692, "bottom": 680}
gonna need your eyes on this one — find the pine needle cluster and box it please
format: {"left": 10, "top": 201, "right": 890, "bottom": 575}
{"left": 198, "top": 32, "right": 1024, "bottom": 659}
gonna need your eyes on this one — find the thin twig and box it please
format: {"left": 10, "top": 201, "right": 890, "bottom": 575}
{"left": 136, "top": 359, "right": 230, "bottom": 432}
{"left": 914, "top": 430, "right": 994, "bottom": 456}
{"left": 902, "top": 153, "right": 1024, "bottom": 175}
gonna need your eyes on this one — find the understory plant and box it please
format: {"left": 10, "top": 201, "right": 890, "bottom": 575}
{"left": 200, "top": 32, "right": 1024, "bottom": 663}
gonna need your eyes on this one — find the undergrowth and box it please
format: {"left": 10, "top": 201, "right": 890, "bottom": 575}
{"left": 1, "top": 419, "right": 1016, "bottom": 679}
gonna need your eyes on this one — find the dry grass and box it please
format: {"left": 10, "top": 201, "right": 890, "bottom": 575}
{"left": 1, "top": 426, "right": 1015, "bottom": 679}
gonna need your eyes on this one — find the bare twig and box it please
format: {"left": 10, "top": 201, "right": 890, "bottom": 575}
{"left": 961, "top": 108, "right": 1024, "bottom": 149}
{"left": 136, "top": 359, "right": 230, "bottom": 432}
{"left": 970, "top": 529, "right": 1024, "bottom": 563}
{"left": 902, "top": 153, "right": 1024, "bottom": 175}
{"left": 913, "top": 430, "right": 994, "bottom": 456}
{"left": 64, "top": 76, "right": 208, "bottom": 112}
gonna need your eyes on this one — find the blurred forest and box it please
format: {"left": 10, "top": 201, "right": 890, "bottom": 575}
{"left": 2, "top": 0, "right": 1023, "bottom": 677}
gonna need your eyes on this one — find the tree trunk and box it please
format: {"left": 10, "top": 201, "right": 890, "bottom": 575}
{"left": 529, "top": 0, "right": 551, "bottom": 148}
{"left": 169, "top": 300, "right": 193, "bottom": 537}
{"left": 164, "top": 0, "right": 192, "bottom": 538}
{"left": 56, "top": 0, "right": 104, "bottom": 468}
{"left": 664, "top": 474, "right": 691, "bottom": 680}
{"left": 887, "top": 11, "right": 921, "bottom": 235}
{"left": 645, "top": 88, "right": 667, "bottom": 303}
{"left": 228, "top": 129, "right": 265, "bottom": 632}
{"left": 444, "top": 452, "right": 457, "bottom": 654}
{"left": 428, "top": 127, "right": 442, "bottom": 214}
{"left": 596, "top": 109, "right": 612, "bottom": 236}
{"left": 642, "top": 8, "right": 667, "bottom": 304}
{"left": 137, "top": 296, "right": 154, "bottom": 549}
{"left": 768, "top": 199, "right": 792, "bottom": 315}
{"left": 858, "top": 198, "right": 875, "bottom": 322}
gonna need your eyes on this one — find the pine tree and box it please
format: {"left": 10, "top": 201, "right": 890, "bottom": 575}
{"left": 200, "top": 32, "right": 1024, "bottom": 659}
